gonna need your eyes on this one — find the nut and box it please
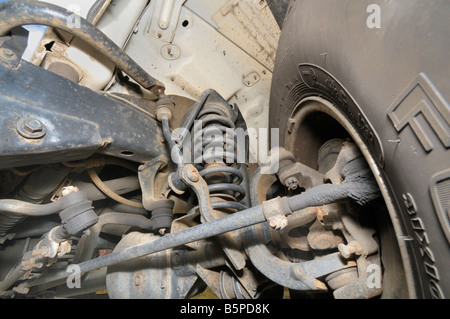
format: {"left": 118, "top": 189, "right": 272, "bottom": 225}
{"left": 285, "top": 177, "right": 299, "bottom": 190}
{"left": 3, "top": 48, "right": 14, "bottom": 57}
{"left": 0, "top": 48, "right": 16, "bottom": 61}
{"left": 62, "top": 186, "right": 79, "bottom": 197}
{"left": 268, "top": 214, "right": 288, "bottom": 230}
{"left": 24, "top": 119, "right": 43, "bottom": 133}
{"left": 156, "top": 96, "right": 175, "bottom": 121}
{"left": 156, "top": 106, "right": 172, "bottom": 121}
{"left": 338, "top": 241, "right": 363, "bottom": 259}
{"left": 16, "top": 118, "right": 47, "bottom": 139}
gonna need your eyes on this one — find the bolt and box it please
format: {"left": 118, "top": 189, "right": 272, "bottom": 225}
{"left": 338, "top": 241, "right": 362, "bottom": 259}
{"left": 0, "top": 48, "right": 16, "bottom": 61}
{"left": 62, "top": 186, "right": 79, "bottom": 197}
{"left": 268, "top": 214, "right": 288, "bottom": 230}
{"left": 3, "top": 48, "right": 14, "bottom": 57}
{"left": 187, "top": 167, "right": 200, "bottom": 182}
{"left": 17, "top": 118, "right": 47, "bottom": 139}
{"left": 285, "top": 177, "right": 298, "bottom": 190}
{"left": 24, "top": 119, "right": 43, "bottom": 133}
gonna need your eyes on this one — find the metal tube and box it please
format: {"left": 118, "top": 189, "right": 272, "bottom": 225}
{"left": 6, "top": 172, "right": 379, "bottom": 292}
{"left": 286, "top": 168, "right": 380, "bottom": 211}
{"left": 86, "top": 0, "right": 109, "bottom": 25}
{"left": 175, "top": 89, "right": 215, "bottom": 144}
{"left": 162, "top": 117, "right": 183, "bottom": 168}
{"left": 87, "top": 168, "right": 144, "bottom": 208}
{"left": 0, "top": 190, "right": 94, "bottom": 217}
{"left": 0, "top": 264, "right": 26, "bottom": 294}
{"left": 76, "top": 204, "right": 266, "bottom": 275}
{"left": 0, "top": 165, "right": 71, "bottom": 237}
{"left": 72, "top": 176, "right": 140, "bottom": 202}
{"left": 52, "top": 268, "right": 107, "bottom": 298}
{"left": 74, "top": 212, "right": 154, "bottom": 263}
{"left": 158, "top": 0, "right": 175, "bottom": 30}
{"left": 0, "top": 0, "right": 165, "bottom": 95}
{"left": 75, "top": 171, "right": 380, "bottom": 274}
{"left": 0, "top": 199, "right": 66, "bottom": 217}
{"left": 287, "top": 183, "right": 349, "bottom": 212}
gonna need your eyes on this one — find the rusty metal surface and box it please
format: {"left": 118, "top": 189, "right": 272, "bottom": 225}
{"left": 243, "top": 221, "right": 352, "bottom": 291}
{"left": 180, "top": 165, "right": 247, "bottom": 271}
{"left": 0, "top": 56, "right": 168, "bottom": 169}
{"left": 105, "top": 232, "right": 223, "bottom": 299}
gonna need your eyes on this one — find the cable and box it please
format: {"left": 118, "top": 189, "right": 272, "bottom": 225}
{"left": 87, "top": 168, "right": 144, "bottom": 208}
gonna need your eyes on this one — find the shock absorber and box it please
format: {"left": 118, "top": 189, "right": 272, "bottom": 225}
{"left": 161, "top": 90, "right": 250, "bottom": 273}
{"left": 187, "top": 90, "right": 249, "bottom": 213}
{"left": 163, "top": 90, "right": 250, "bottom": 273}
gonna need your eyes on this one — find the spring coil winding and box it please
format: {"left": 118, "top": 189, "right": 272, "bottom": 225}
{"left": 186, "top": 93, "right": 248, "bottom": 212}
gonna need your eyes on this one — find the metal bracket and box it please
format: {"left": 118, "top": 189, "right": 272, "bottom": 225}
{"left": 180, "top": 164, "right": 247, "bottom": 271}
{"left": 275, "top": 147, "right": 324, "bottom": 190}
{"left": 148, "top": 0, "right": 186, "bottom": 43}
{"left": 0, "top": 47, "right": 20, "bottom": 68}
{"left": 138, "top": 155, "right": 171, "bottom": 211}
{"left": 0, "top": 30, "right": 27, "bottom": 69}
{"left": 0, "top": 58, "right": 168, "bottom": 169}
{"left": 244, "top": 223, "right": 353, "bottom": 291}
{"left": 261, "top": 197, "right": 291, "bottom": 230}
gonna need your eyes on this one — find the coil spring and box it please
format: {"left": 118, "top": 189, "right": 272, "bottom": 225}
{"left": 189, "top": 103, "right": 248, "bottom": 212}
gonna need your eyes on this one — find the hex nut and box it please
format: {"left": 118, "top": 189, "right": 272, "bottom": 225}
{"left": 16, "top": 118, "right": 46, "bottom": 139}
{"left": 24, "top": 119, "right": 43, "bottom": 133}
{"left": 285, "top": 177, "right": 299, "bottom": 190}
{"left": 338, "top": 241, "right": 362, "bottom": 259}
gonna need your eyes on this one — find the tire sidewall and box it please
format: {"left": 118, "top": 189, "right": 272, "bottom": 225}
{"left": 269, "top": 2, "right": 449, "bottom": 299}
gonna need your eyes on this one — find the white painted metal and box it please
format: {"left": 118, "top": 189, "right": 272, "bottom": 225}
{"left": 64, "top": 0, "right": 148, "bottom": 90}
{"left": 30, "top": 0, "right": 147, "bottom": 91}
{"left": 124, "top": 0, "right": 280, "bottom": 159}
{"left": 27, "top": 0, "right": 280, "bottom": 159}
{"left": 148, "top": 0, "right": 187, "bottom": 43}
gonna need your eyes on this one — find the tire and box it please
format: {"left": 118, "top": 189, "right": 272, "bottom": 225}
{"left": 269, "top": 0, "right": 450, "bottom": 299}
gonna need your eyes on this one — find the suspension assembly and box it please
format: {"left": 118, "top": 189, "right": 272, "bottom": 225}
{"left": 102, "top": 91, "right": 383, "bottom": 299}
{"left": 0, "top": 82, "right": 384, "bottom": 299}
{"left": 186, "top": 90, "right": 249, "bottom": 213}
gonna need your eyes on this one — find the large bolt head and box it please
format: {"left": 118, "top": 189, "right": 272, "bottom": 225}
{"left": 24, "top": 119, "right": 44, "bottom": 133}
{"left": 16, "top": 118, "right": 46, "bottom": 139}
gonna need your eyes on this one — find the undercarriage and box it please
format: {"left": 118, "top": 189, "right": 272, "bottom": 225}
{"left": 0, "top": 0, "right": 448, "bottom": 299}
